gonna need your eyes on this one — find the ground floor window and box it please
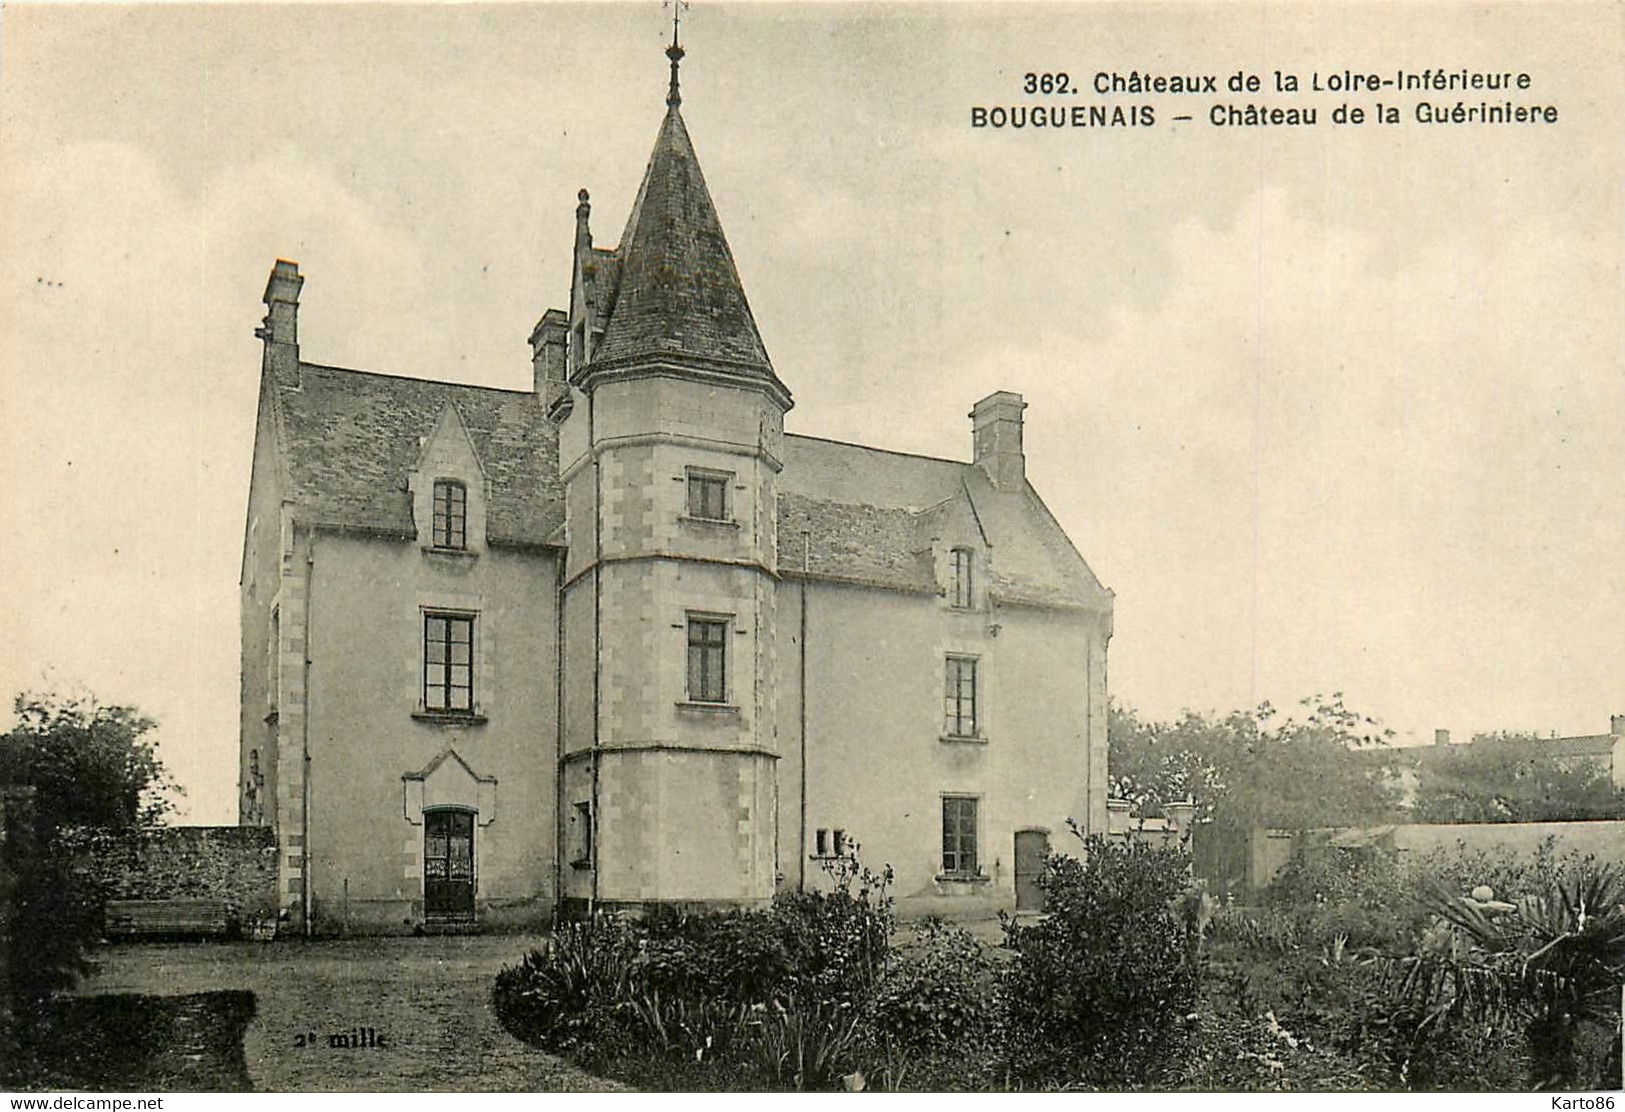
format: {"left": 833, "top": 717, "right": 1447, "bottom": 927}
{"left": 571, "top": 801, "right": 592, "bottom": 866}
{"left": 812, "top": 827, "right": 850, "bottom": 858}
{"left": 941, "top": 795, "right": 979, "bottom": 876}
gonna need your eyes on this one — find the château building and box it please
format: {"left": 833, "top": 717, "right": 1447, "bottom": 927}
{"left": 239, "top": 40, "right": 1114, "bottom": 932}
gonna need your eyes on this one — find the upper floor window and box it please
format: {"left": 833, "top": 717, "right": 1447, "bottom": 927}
{"left": 686, "top": 469, "right": 731, "bottom": 522}
{"left": 944, "top": 655, "right": 978, "bottom": 737}
{"left": 432, "top": 480, "right": 467, "bottom": 549}
{"left": 425, "top": 612, "right": 475, "bottom": 713}
{"left": 950, "top": 547, "right": 975, "bottom": 608}
{"left": 687, "top": 616, "right": 728, "bottom": 704}
{"left": 267, "top": 605, "right": 281, "bottom": 712}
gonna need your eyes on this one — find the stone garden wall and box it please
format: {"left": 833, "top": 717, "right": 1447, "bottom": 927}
{"left": 63, "top": 825, "right": 279, "bottom": 926}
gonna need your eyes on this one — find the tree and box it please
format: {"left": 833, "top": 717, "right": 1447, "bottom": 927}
{"left": 0, "top": 691, "right": 179, "bottom": 1030}
{"left": 1000, "top": 828, "right": 1199, "bottom": 1085}
{"left": 1109, "top": 694, "right": 1400, "bottom": 830}
{"left": 1412, "top": 734, "right": 1625, "bottom": 824}
{"left": 1393, "top": 864, "right": 1625, "bottom": 1089}
{"left": 0, "top": 691, "right": 178, "bottom": 835}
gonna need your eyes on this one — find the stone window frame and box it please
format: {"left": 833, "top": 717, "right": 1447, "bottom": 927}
{"left": 810, "top": 827, "right": 852, "bottom": 860}
{"left": 419, "top": 608, "right": 482, "bottom": 719}
{"left": 940, "top": 794, "right": 982, "bottom": 879}
{"left": 949, "top": 547, "right": 975, "bottom": 609}
{"left": 570, "top": 800, "right": 593, "bottom": 868}
{"left": 684, "top": 465, "right": 734, "bottom": 524}
{"left": 943, "top": 654, "right": 980, "bottom": 740}
{"left": 431, "top": 479, "right": 468, "bottom": 550}
{"left": 266, "top": 603, "right": 282, "bottom": 718}
{"left": 685, "top": 612, "right": 731, "bottom": 705}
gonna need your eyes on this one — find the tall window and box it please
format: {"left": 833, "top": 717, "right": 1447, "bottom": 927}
{"left": 687, "top": 469, "right": 730, "bottom": 521}
{"left": 425, "top": 613, "right": 474, "bottom": 712}
{"left": 942, "top": 796, "right": 979, "bottom": 876}
{"left": 950, "top": 548, "right": 974, "bottom": 608}
{"left": 572, "top": 801, "right": 592, "bottom": 866}
{"left": 944, "top": 656, "right": 978, "bottom": 737}
{"left": 432, "top": 480, "right": 467, "bottom": 549}
{"left": 267, "top": 606, "right": 281, "bottom": 711}
{"left": 687, "top": 617, "right": 728, "bottom": 703}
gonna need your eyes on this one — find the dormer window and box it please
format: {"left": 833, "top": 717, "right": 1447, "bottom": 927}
{"left": 432, "top": 480, "right": 467, "bottom": 549}
{"left": 950, "top": 547, "right": 975, "bottom": 609}
{"left": 686, "top": 468, "right": 731, "bottom": 522}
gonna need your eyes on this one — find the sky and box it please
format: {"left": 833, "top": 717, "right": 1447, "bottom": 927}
{"left": 1, "top": 2, "right": 1621, "bottom": 824}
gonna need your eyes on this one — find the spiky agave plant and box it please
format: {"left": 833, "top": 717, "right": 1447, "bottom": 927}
{"left": 1390, "top": 863, "right": 1625, "bottom": 1089}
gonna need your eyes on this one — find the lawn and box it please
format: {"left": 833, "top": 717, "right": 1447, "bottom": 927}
{"left": 63, "top": 935, "right": 623, "bottom": 1092}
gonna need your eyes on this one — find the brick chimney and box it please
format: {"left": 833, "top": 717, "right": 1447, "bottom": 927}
{"left": 530, "top": 308, "right": 568, "bottom": 399}
{"left": 257, "top": 259, "right": 303, "bottom": 384}
{"left": 971, "top": 391, "right": 1027, "bottom": 488}
{"left": 1434, "top": 728, "right": 1450, "bottom": 746}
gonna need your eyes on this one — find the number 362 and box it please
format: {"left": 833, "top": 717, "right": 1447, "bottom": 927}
{"left": 1023, "top": 73, "right": 1071, "bottom": 94}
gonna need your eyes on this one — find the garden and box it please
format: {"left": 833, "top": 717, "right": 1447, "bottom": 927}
{"left": 492, "top": 831, "right": 1625, "bottom": 1092}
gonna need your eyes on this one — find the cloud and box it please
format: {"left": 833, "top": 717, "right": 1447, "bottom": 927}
{"left": 0, "top": 136, "right": 433, "bottom": 822}
{"left": 937, "top": 187, "right": 1624, "bottom": 740}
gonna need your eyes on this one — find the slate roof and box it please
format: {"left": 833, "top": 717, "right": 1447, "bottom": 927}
{"left": 1458, "top": 733, "right": 1619, "bottom": 760}
{"left": 591, "top": 105, "right": 778, "bottom": 380}
{"left": 1366, "top": 732, "right": 1621, "bottom": 768}
{"left": 777, "top": 434, "right": 1111, "bottom": 610}
{"left": 261, "top": 104, "right": 1103, "bottom": 608}
{"left": 269, "top": 372, "right": 1107, "bottom": 608}
{"left": 778, "top": 494, "right": 937, "bottom": 593}
{"left": 1544, "top": 734, "right": 1621, "bottom": 758}
{"left": 272, "top": 363, "right": 562, "bottom": 547}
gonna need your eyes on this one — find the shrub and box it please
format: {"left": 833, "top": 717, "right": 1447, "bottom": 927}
{"left": 1265, "top": 844, "right": 1410, "bottom": 951}
{"left": 637, "top": 906, "right": 795, "bottom": 1006}
{"left": 771, "top": 868, "right": 893, "bottom": 1011}
{"left": 999, "top": 830, "right": 1199, "bottom": 1085}
{"left": 493, "top": 864, "right": 895, "bottom": 1089}
{"left": 1209, "top": 906, "right": 1300, "bottom": 954}
{"left": 872, "top": 919, "right": 997, "bottom": 1051}
{"left": 1387, "top": 862, "right": 1625, "bottom": 1091}
{"left": 745, "top": 996, "right": 864, "bottom": 1091}
{"left": 627, "top": 989, "right": 753, "bottom": 1063}
{"left": 1405, "top": 836, "right": 1588, "bottom": 911}
{"left": 491, "top": 917, "right": 639, "bottom": 1060}
{"left": 1162, "top": 999, "right": 1384, "bottom": 1091}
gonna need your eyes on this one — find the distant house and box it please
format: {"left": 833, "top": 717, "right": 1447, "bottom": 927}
{"left": 1364, "top": 718, "right": 1625, "bottom": 816}
{"left": 1541, "top": 718, "right": 1625, "bottom": 786}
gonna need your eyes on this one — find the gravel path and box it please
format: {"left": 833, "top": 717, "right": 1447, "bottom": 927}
{"left": 74, "top": 935, "right": 624, "bottom": 1092}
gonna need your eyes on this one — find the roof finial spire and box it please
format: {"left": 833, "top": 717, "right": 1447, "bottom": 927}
{"left": 663, "top": 0, "right": 688, "bottom": 107}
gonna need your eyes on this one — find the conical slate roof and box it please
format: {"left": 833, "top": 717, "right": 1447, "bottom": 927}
{"left": 593, "top": 105, "right": 777, "bottom": 377}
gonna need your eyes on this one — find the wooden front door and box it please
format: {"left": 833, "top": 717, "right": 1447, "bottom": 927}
{"left": 424, "top": 810, "right": 475, "bottom": 917}
{"left": 1014, "top": 830, "right": 1049, "bottom": 912}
